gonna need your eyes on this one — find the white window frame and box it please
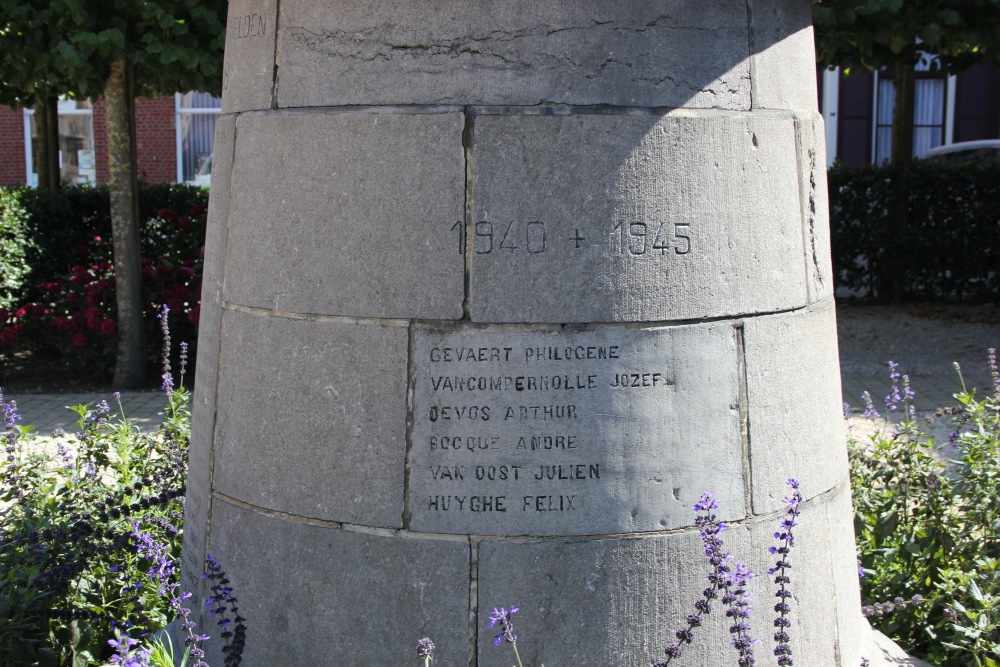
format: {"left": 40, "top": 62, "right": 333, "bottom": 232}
{"left": 819, "top": 67, "right": 959, "bottom": 164}
{"left": 21, "top": 100, "right": 95, "bottom": 186}
{"left": 22, "top": 108, "right": 33, "bottom": 185}
{"left": 175, "top": 92, "right": 222, "bottom": 184}
{"left": 821, "top": 67, "right": 840, "bottom": 167}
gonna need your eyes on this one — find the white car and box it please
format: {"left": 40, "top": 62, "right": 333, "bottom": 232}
{"left": 923, "top": 140, "right": 1000, "bottom": 160}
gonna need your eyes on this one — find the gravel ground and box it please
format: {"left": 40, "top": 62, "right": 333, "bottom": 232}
{"left": 837, "top": 302, "right": 999, "bottom": 450}
{"left": 836, "top": 302, "right": 1000, "bottom": 379}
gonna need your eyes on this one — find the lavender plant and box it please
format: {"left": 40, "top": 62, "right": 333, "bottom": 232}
{"left": 849, "top": 355, "right": 1000, "bottom": 666}
{"left": 0, "top": 306, "right": 239, "bottom": 667}
{"left": 657, "top": 491, "right": 758, "bottom": 666}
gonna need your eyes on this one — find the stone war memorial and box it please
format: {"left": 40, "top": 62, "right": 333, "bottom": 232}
{"left": 184, "top": 1, "right": 876, "bottom": 665}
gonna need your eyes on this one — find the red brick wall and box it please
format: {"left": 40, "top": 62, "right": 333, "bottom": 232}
{"left": 0, "top": 106, "right": 27, "bottom": 185}
{"left": 93, "top": 96, "right": 177, "bottom": 184}
{"left": 134, "top": 96, "right": 177, "bottom": 183}
{"left": 93, "top": 100, "right": 108, "bottom": 184}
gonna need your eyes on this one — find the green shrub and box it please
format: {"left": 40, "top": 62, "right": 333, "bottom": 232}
{"left": 829, "top": 158, "right": 1000, "bottom": 302}
{"left": 0, "top": 188, "right": 34, "bottom": 312}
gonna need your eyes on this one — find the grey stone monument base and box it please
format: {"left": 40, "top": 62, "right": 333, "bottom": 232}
{"left": 184, "top": 2, "right": 874, "bottom": 665}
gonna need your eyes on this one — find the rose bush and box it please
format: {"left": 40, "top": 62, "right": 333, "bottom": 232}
{"left": 0, "top": 187, "right": 206, "bottom": 381}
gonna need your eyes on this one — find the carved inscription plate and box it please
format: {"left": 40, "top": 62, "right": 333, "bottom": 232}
{"left": 410, "top": 325, "right": 745, "bottom": 536}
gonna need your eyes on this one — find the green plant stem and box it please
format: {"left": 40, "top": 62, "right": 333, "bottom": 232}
{"left": 512, "top": 643, "right": 524, "bottom": 667}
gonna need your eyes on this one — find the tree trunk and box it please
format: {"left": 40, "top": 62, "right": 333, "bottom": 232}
{"left": 885, "top": 63, "right": 916, "bottom": 303}
{"left": 105, "top": 55, "right": 146, "bottom": 388}
{"left": 33, "top": 96, "right": 60, "bottom": 190}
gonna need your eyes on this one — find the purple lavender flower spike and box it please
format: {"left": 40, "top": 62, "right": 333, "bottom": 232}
{"left": 159, "top": 305, "right": 174, "bottom": 395}
{"left": 769, "top": 479, "right": 802, "bottom": 666}
{"left": 861, "top": 391, "right": 881, "bottom": 420}
{"left": 202, "top": 554, "right": 247, "bottom": 666}
{"left": 417, "top": 637, "right": 435, "bottom": 661}
{"left": 660, "top": 491, "right": 757, "bottom": 665}
{"left": 488, "top": 606, "right": 519, "bottom": 646}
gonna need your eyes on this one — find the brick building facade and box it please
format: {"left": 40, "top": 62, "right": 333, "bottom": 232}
{"left": 0, "top": 92, "right": 219, "bottom": 187}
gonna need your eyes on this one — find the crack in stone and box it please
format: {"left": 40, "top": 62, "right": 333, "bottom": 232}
{"left": 807, "top": 147, "right": 823, "bottom": 286}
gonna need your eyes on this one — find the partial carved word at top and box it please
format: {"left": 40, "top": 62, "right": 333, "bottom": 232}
{"left": 231, "top": 13, "right": 267, "bottom": 40}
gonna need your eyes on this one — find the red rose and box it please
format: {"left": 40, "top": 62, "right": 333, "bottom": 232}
{"left": 179, "top": 216, "right": 193, "bottom": 229}
{"left": 157, "top": 208, "right": 177, "bottom": 220}
{"left": 100, "top": 319, "right": 117, "bottom": 336}
{"left": 191, "top": 203, "right": 206, "bottom": 215}
{"left": 0, "top": 307, "right": 7, "bottom": 322}
{"left": 1, "top": 326, "right": 19, "bottom": 345}
{"left": 72, "top": 332, "right": 88, "bottom": 347}
{"left": 188, "top": 305, "right": 200, "bottom": 326}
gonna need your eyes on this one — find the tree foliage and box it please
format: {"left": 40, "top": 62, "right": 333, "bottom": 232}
{"left": 812, "top": 0, "right": 1000, "bottom": 75}
{"left": 0, "top": 0, "right": 226, "bottom": 386}
{"left": 0, "top": 0, "right": 226, "bottom": 107}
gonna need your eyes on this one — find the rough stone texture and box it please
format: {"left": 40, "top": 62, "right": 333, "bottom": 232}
{"left": 749, "top": 0, "right": 819, "bottom": 112}
{"left": 743, "top": 299, "right": 849, "bottom": 513}
{"left": 223, "top": 111, "right": 465, "bottom": 320}
{"left": 181, "top": 113, "right": 236, "bottom": 592}
{"left": 212, "top": 310, "right": 409, "bottom": 527}
{"left": 409, "top": 323, "right": 745, "bottom": 535}
{"left": 276, "top": 0, "right": 751, "bottom": 109}
{"left": 208, "top": 500, "right": 471, "bottom": 666}
{"left": 468, "top": 111, "right": 807, "bottom": 323}
{"left": 220, "top": 0, "right": 278, "bottom": 113}
{"left": 796, "top": 112, "right": 835, "bottom": 302}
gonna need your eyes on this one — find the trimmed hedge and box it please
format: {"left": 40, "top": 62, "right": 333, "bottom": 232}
{"left": 0, "top": 183, "right": 208, "bottom": 380}
{"left": 829, "top": 158, "right": 1000, "bottom": 302}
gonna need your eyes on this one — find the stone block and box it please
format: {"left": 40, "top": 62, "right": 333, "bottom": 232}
{"left": 223, "top": 111, "right": 465, "bottom": 320}
{"left": 468, "top": 112, "right": 808, "bottom": 323}
{"left": 478, "top": 484, "right": 860, "bottom": 666}
{"left": 213, "top": 309, "right": 409, "bottom": 527}
{"left": 221, "top": 0, "right": 278, "bottom": 113}
{"left": 276, "top": 0, "right": 751, "bottom": 109}
{"left": 477, "top": 527, "right": 754, "bottom": 666}
{"left": 749, "top": 0, "right": 819, "bottom": 112}
{"left": 182, "top": 113, "right": 236, "bottom": 592}
{"left": 409, "top": 322, "right": 746, "bottom": 535}
{"left": 741, "top": 483, "right": 845, "bottom": 667}
{"left": 207, "top": 500, "right": 470, "bottom": 666}
{"left": 743, "top": 300, "right": 849, "bottom": 513}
